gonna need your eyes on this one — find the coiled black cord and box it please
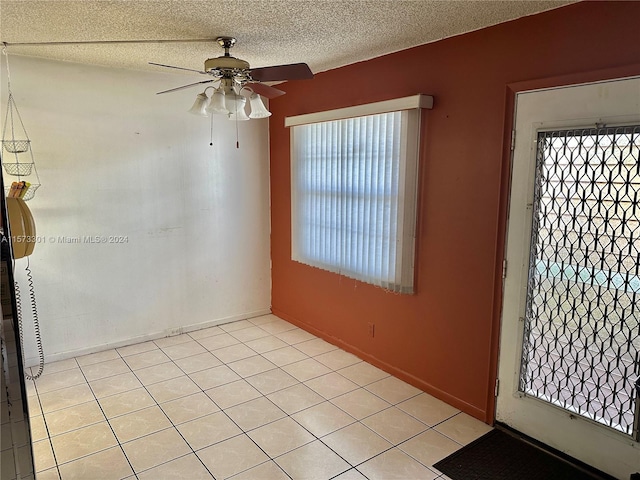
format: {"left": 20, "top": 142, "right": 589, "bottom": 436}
{"left": 16, "top": 256, "right": 44, "bottom": 380}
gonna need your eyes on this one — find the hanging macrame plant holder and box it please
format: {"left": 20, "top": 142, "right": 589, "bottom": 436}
{"left": 2, "top": 50, "right": 41, "bottom": 201}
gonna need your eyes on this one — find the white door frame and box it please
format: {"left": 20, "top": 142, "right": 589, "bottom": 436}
{"left": 496, "top": 76, "right": 640, "bottom": 479}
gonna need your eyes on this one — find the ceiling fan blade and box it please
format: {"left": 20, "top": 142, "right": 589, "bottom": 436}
{"left": 156, "top": 79, "right": 215, "bottom": 95}
{"left": 149, "top": 62, "right": 207, "bottom": 74}
{"left": 245, "top": 82, "right": 286, "bottom": 99}
{"left": 250, "top": 63, "right": 313, "bottom": 82}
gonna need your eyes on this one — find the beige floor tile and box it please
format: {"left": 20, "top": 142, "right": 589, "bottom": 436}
{"left": 275, "top": 440, "right": 350, "bottom": 480}
{"left": 294, "top": 338, "right": 339, "bottom": 357}
{"left": 161, "top": 340, "right": 207, "bottom": 360}
{"left": 154, "top": 334, "right": 192, "bottom": 348}
{"left": 228, "top": 460, "right": 289, "bottom": 480}
{"left": 137, "top": 453, "right": 213, "bottom": 479}
{"left": 28, "top": 395, "right": 43, "bottom": 417}
{"left": 173, "top": 352, "right": 221, "bottom": 374}
{"left": 32, "top": 439, "right": 56, "bottom": 472}
{"left": 248, "top": 417, "right": 315, "bottom": 457}
{"left": 197, "top": 434, "right": 269, "bottom": 479}
{"left": 282, "top": 358, "right": 332, "bottom": 382}
{"left": 399, "top": 429, "right": 462, "bottom": 466}
{"left": 267, "top": 384, "right": 324, "bottom": 414}
{"left": 248, "top": 314, "right": 281, "bottom": 326}
{"left": 229, "top": 326, "right": 271, "bottom": 343}
{"left": 177, "top": 411, "right": 242, "bottom": 450}
{"left": 224, "top": 396, "right": 286, "bottom": 431}
{"left": 315, "top": 350, "right": 361, "bottom": 370}
{"left": 189, "top": 365, "right": 241, "bottom": 390}
{"left": 109, "top": 405, "right": 171, "bottom": 442}
{"left": 244, "top": 335, "right": 289, "bottom": 354}
{"left": 50, "top": 422, "right": 117, "bottom": 464}
{"left": 25, "top": 378, "right": 37, "bottom": 397}
{"left": 245, "top": 367, "right": 299, "bottom": 395}
{"left": 98, "top": 387, "right": 156, "bottom": 419}
{"left": 205, "top": 380, "right": 262, "bottom": 409}
{"left": 262, "top": 346, "right": 309, "bottom": 367}
{"left": 212, "top": 344, "right": 257, "bottom": 364}
{"left": 122, "top": 427, "right": 190, "bottom": 472}
{"left": 333, "top": 469, "right": 369, "bottom": 479}
{"left": 365, "top": 377, "right": 422, "bottom": 404}
{"left": 188, "top": 325, "right": 225, "bottom": 340}
{"left": 197, "top": 333, "right": 240, "bottom": 351}
{"left": 433, "top": 412, "right": 492, "bottom": 445}
{"left": 291, "top": 401, "right": 356, "bottom": 437}
{"left": 323, "top": 422, "right": 392, "bottom": 465}
{"left": 160, "top": 392, "right": 219, "bottom": 424}
{"left": 305, "top": 372, "right": 359, "bottom": 399}
{"left": 361, "top": 407, "right": 428, "bottom": 444}
{"left": 338, "top": 362, "right": 390, "bottom": 386}
{"left": 228, "top": 355, "right": 277, "bottom": 378}
{"left": 397, "top": 394, "right": 460, "bottom": 427}
{"left": 89, "top": 372, "right": 143, "bottom": 399}
{"left": 79, "top": 358, "right": 130, "bottom": 382}
{"left": 276, "top": 328, "right": 317, "bottom": 345}
{"left": 29, "top": 415, "right": 47, "bottom": 442}
{"left": 57, "top": 446, "right": 133, "bottom": 480}
{"left": 133, "top": 362, "right": 184, "bottom": 386}
{"left": 34, "top": 369, "right": 86, "bottom": 395}
{"left": 45, "top": 400, "right": 105, "bottom": 436}
{"left": 358, "top": 447, "right": 438, "bottom": 479}
{"left": 76, "top": 350, "right": 120, "bottom": 367}
{"left": 38, "top": 384, "right": 94, "bottom": 414}
{"left": 123, "top": 350, "right": 171, "bottom": 371}
{"left": 331, "top": 388, "right": 391, "bottom": 420}
{"left": 35, "top": 467, "right": 60, "bottom": 480}
{"left": 116, "top": 341, "right": 158, "bottom": 357}
{"left": 219, "top": 319, "right": 255, "bottom": 333}
{"left": 39, "top": 359, "right": 79, "bottom": 376}
{"left": 145, "top": 376, "right": 200, "bottom": 403}
{"left": 255, "top": 319, "right": 297, "bottom": 335}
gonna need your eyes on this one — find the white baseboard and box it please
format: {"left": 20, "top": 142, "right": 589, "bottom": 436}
{"left": 25, "top": 308, "right": 272, "bottom": 367}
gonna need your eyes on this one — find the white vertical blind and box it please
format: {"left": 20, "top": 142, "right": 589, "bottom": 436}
{"left": 291, "top": 108, "right": 421, "bottom": 293}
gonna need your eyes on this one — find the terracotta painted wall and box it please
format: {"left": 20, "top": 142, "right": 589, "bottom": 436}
{"left": 269, "top": 1, "right": 640, "bottom": 423}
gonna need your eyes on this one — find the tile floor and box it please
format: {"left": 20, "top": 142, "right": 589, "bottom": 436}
{"left": 25, "top": 314, "right": 492, "bottom": 480}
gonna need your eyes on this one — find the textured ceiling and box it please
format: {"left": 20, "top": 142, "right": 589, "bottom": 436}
{"left": 0, "top": 0, "right": 573, "bottom": 77}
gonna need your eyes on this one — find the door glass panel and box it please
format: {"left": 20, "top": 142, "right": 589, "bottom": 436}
{"left": 520, "top": 125, "right": 640, "bottom": 437}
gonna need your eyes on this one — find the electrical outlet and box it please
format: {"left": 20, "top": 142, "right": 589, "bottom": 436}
{"left": 367, "top": 323, "right": 375, "bottom": 338}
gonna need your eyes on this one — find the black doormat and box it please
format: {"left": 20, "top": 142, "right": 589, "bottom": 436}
{"left": 433, "top": 428, "right": 615, "bottom": 480}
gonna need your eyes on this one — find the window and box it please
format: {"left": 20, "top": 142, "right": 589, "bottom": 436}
{"left": 287, "top": 95, "right": 431, "bottom": 293}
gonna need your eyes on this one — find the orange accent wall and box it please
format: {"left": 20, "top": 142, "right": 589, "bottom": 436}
{"left": 268, "top": 1, "right": 640, "bottom": 423}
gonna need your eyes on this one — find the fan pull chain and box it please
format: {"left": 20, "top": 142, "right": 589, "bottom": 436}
{"left": 209, "top": 113, "right": 214, "bottom": 146}
{"left": 235, "top": 113, "right": 240, "bottom": 149}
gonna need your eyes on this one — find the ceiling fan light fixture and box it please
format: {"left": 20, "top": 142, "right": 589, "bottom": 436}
{"left": 188, "top": 92, "right": 209, "bottom": 116}
{"left": 248, "top": 93, "right": 272, "bottom": 119}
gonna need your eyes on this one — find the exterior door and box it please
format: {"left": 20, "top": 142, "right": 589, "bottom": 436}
{"left": 497, "top": 76, "right": 640, "bottom": 479}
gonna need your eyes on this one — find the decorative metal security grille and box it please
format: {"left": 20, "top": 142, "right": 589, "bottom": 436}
{"left": 520, "top": 125, "right": 640, "bottom": 437}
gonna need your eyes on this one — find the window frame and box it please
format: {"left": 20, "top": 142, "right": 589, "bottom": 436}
{"left": 286, "top": 95, "right": 432, "bottom": 293}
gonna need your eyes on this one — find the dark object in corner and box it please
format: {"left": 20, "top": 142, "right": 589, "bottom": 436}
{"left": 434, "top": 427, "right": 617, "bottom": 480}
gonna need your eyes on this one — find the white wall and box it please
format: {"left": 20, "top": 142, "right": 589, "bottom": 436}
{"left": 1, "top": 56, "right": 271, "bottom": 364}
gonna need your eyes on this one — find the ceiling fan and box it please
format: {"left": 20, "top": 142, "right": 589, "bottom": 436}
{"left": 150, "top": 36, "right": 313, "bottom": 99}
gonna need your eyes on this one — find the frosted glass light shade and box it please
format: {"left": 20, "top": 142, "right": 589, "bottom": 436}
{"left": 248, "top": 94, "right": 272, "bottom": 118}
{"left": 188, "top": 93, "right": 209, "bottom": 116}
{"left": 207, "top": 89, "right": 228, "bottom": 114}
{"left": 229, "top": 97, "right": 250, "bottom": 121}
{"left": 224, "top": 92, "right": 241, "bottom": 115}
